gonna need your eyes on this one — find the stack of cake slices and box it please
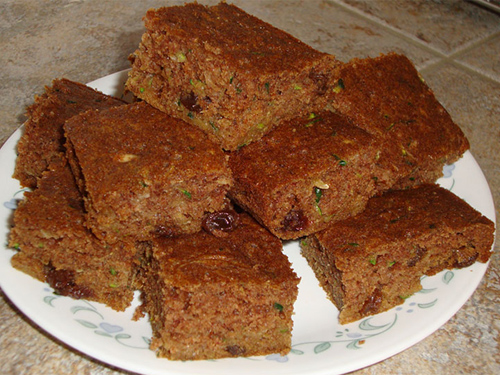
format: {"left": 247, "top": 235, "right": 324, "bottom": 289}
{"left": 9, "top": 1, "right": 494, "bottom": 362}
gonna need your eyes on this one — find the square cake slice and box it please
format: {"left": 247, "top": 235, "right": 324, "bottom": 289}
{"left": 126, "top": 2, "right": 339, "bottom": 150}
{"left": 330, "top": 53, "right": 470, "bottom": 191}
{"left": 136, "top": 212, "right": 300, "bottom": 360}
{"left": 64, "top": 101, "right": 232, "bottom": 243}
{"left": 9, "top": 159, "right": 138, "bottom": 311}
{"left": 300, "top": 184, "right": 494, "bottom": 324}
{"left": 229, "top": 111, "right": 378, "bottom": 240}
{"left": 13, "top": 78, "right": 126, "bottom": 188}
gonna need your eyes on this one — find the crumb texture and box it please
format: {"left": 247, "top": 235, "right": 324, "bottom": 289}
{"left": 137, "top": 212, "right": 300, "bottom": 360}
{"left": 64, "top": 101, "right": 232, "bottom": 243}
{"left": 301, "top": 184, "right": 494, "bottom": 324}
{"left": 126, "top": 2, "right": 339, "bottom": 150}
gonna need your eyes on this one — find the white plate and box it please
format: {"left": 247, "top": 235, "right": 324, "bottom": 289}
{"left": 0, "top": 71, "right": 496, "bottom": 375}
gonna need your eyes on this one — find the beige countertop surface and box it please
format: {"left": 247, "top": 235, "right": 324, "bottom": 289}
{"left": 0, "top": 1, "right": 499, "bottom": 374}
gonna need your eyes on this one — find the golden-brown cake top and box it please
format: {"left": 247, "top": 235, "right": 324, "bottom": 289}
{"left": 229, "top": 111, "right": 377, "bottom": 192}
{"left": 314, "top": 184, "right": 494, "bottom": 263}
{"left": 13, "top": 78, "right": 126, "bottom": 188}
{"left": 26, "top": 78, "right": 126, "bottom": 130}
{"left": 150, "top": 213, "right": 299, "bottom": 288}
{"left": 144, "top": 2, "right": 332, "bottom": 74}
{"left": 331, "top": 53, "right": 470, "bottom": 165}
{"left": 64, "top": 101, "right": 232, "bottom": 201}
{"left": 37, "top": 78, "right": 126, "bottom": 121}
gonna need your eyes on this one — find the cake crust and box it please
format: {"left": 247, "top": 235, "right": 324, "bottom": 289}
{"left": 126, "top": 2, "right": 339, "bottom": 150}
{"left": 301, "top": 184, "right": 494, "bottom": 324}
{"left": 13, "top": 78, "right": 126, "bottom": 188}
{"left": 137, "top": 212, "right": 300, "bottom": 360}
{"left": 331, "top": 53, "right": 470, "bottom": 191}
{"left": 9, "top": 159, "right": 138, "bottom": 311}
{"left": 229, "top": 111, "right": 378, "bottom": 240}
{"left": 64, "top": 101, "right": 232, "bottom": 243}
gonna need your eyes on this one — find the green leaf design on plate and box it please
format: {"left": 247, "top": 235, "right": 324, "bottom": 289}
{"left": 418, "top": 287, "right": 437, "bottom": 294}
{"left": 443, "top": 270, "right": 454, "bottom": 284}
{"left": 291, "top": 314, "right": 398, "bottom": 355}
{"left": 346, "top": 340, "right": 362, "bottom": 350}
{"left": 314, "top": 342, "right": 331, "bottom": 354}
{"left": 70, "top": 303, "right": 104, "bottom": 319}
{"left": 113, "top": 333, "right": 150, "bottom": 349}
{"left": 94, "top": 330, "right": 113, "bottom": 337}
{"left": 13, "top": 188, "right": 31, "bottom": 197}
{"left": 43, "top": 295, "right": 58, "bottom": 307}
{"left": 448, "top": 178, "right": 455, "bottom": 192}
{"left": 75, "top": 319, "right": 98, "bottom": 329}
{"left": 115, "top": 333, "right": 132, "bottom": 340}
{"left": 71, "top": 306, "right": 96, "bottom": 314}
{"left": 358, "top": 317, "right": 392, "bottom": 331}
{"left": 418, "top": 299, "right": 438, "bottom": 309}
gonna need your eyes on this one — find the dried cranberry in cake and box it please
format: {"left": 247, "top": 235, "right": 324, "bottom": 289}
{"left": 361, "top": 288, "right": 383, "bottom": 316}
{"left": 282, "top": 209, "right": 308, "bottom": 232}
{"left": 44, "top": 263, "right": 93, "bottom": 300}
{"left": 202, "top": 209, "right": 240, "bottom": 237}
{"left": 180, "top": 91, "right": 202, "bottom": 113}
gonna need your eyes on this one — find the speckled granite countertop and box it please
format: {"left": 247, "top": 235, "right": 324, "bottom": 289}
{"left": 0, "top": 1, "right": 499, "bottom": 374}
